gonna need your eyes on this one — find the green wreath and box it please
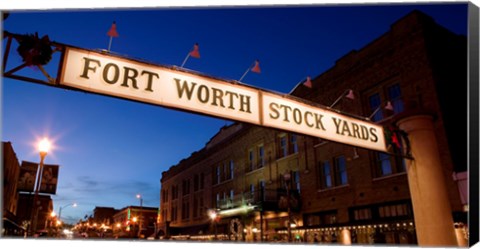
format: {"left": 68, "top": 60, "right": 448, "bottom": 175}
{"left": 16, "top": 33, "right": 53, "bottom": 66}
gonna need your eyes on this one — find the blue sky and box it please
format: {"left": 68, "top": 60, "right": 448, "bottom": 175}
{"left": 1, "top": 3, "right": 468, "bottom": 224}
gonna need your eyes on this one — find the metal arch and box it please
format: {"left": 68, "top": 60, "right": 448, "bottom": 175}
{"left": 2, "top": 30, "right": 66, "bottom": 86}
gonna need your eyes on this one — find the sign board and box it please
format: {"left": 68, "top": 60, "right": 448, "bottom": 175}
{"left": 59, "top": 47, "right": 387, "bottom": 152}
{"left": 18, "top": 161, "right": 39, "bottom": 192}
{"left": 40, "top": 164, "right": 59, "bottom": 194}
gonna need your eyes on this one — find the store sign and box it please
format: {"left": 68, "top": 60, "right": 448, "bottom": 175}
{"left": 59, "top": 47, "right": 387, "bottom": 152}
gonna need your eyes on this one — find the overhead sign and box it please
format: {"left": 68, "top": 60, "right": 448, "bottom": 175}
{"left": 59, "top": 47, "right": 387, "bottom": 152}
{"left": 17, "top": 161, "right": 39, "bottom": 192}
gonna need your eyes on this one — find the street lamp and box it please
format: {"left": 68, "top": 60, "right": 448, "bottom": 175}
{"left": 136, "top": 194, "right": 143, "bottom": 206}
{"left": 209, "top": 210, "right": 218, "bottom": 240}
{"left": 136, "top": 194, "right": 143, "bottom": 238}
{"left": 58, "top": 203, "right": 77, "bottom": 223}
{"left": 283, "top": 171, "right": 292, "bottom": 242}
{"left": 30, "top": 138, "right": 51, "bottom": 235}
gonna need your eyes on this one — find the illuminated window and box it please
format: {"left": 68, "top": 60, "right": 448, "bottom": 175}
{"left": 379, "top": 203, "right": 410, "bottom": 218}
{"left": 352, "top": 207, "right": 372, "bottom": 221}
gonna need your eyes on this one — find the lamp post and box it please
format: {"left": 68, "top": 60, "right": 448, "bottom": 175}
{"left": 136, "top": 194, "right": 143, "bottom": 238}
{"left": 209, "top": 210, "right": 218, "bottom": 240}
{"left": 30, "top": 138, "right": 51, "bottom": 236}
{"left": 58, "top": 203, "right": 77, "bottom": 224}
{"left": 283, "top": 171, "right": 292, "bottom": 242}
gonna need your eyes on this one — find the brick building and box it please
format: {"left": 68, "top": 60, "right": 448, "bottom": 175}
{"left": 93, "top": 206, "right": 118, "bottom": 226}
{"left": 158, "top": 10, "right": 467, "bottom": 245}
{"left": 112, "top": 205, "right": 159, "bottom": 238}
{"left": 2, "top": 142, "right": 57, "bottom": 237}
{"left": 2, "top": 142, "right": 23, "bottom": 236}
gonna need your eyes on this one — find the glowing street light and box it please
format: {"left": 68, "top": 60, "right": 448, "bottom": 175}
{"left": 136, "top": 194, "right": 143, "bottom": 238}
{"left": 209, "top": 210, "right": 218, "bottom": 240}
{"left": 283, "top": 171, "right": 292, "bottom": 242}
{"left": 38, "top": 138, "right": 51, "bottom": 156}
{"left": 30, "top": 137, "right": 52, "bottom": 235}
{"left": 58, "top": 203, "right": 77, "bottom": 223}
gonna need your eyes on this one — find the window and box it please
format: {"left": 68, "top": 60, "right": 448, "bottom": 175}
{"left": 280, "top": 135, "right": 288, "bottom": 157}
{"left": 369, "top": 93, "right": 383, "bottom": 122}
{"left": 181, "top": 201, "right": 190, "bottom": 220}
{"left": 193, "top": 197, "right": 198, "bottom": 218}
{"left": 318, "top": 155, "right": 348, "bottom": 189}
{"left": 215, "top": 166, "right": 221, "bottom": 184}
{"left": 304, "top": 211, "right": 337, "bottom": 226}
{"left": 199, "top": 198, "right": 204, "bottom": 217}
{"left": 182, "top": 179, "right": 190, "bottom": 196}
{"left": 378, "top": 153, "right": 392, "bottom": 176}
{"left": 162, "top": 209, "right": 168, "bottom": 223}
{"left": 194, "top": 174, "right": 199, "bottom": 192}
{"left": 250, "top": 184, "right": 255, "bottom": 199}
{"left": 291, "top": 135, "right": 298, "bottom": 153}
{"left": 229, "top": 160, "right": 234, "bottom": 179}
{"left": 367, "top": 83, "right": 404, "bottom": 121}
{"left": 335, "top": 156, "right": 348, "bottom": 185}
{"left": 258, "top": 145, "right": 265, "bottom": 168}
{"left": 162, "top": 189, "right": 169, "bottom": 203}
{"left": 229, "top": 189, "right": 235, "bottom": 207}
{"left": 387, "top": 84, "right": 404, "bottom": 114}
{"left": 292, "top": 171, "right": 301, "bottom": 193}
{"left": 223, "top": 163, "right": 227, "bottom": 182}
{"left": 249, "top": 149, "right": 255, "bottom": 171}
{"left": 171, "top": 205, "right": 178, "bottom": 221}
{"left": 200, "top": 173, "right": 204, "bottom": 189}
{"left": 172, "top": 185, "right": 178, "bottom": 200}
{"left": 248, "top": 145, "right": 265, "bottom": 171}
{"left": 353, "top": 207, "right": 372, "bottom": 221}
{"left": 379, "top": 203, "right": 410, "bottom": 218}
{"left": 259, "top": 180, "right": 266, "bottom": 201}
{"left": 374, "top": 152, "right": 406, "bottom": 178}
{"left": 321, "top": 161, "right": 333, "bottom": 188}
{"left": 216, "top": 193, "right": 220, "bottom": 208}
{"left": 277, "top": 133, "right": 299, "bottom": 159}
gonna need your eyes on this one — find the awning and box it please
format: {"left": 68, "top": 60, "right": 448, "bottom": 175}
{"left": 2, "top": 217, "right": 25, "bottom": 231}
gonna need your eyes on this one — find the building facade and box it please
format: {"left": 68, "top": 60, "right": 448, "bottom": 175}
{"left": 158, "top": 10, "right": 467, "bottom": 245}
{"left": 93, "top": 206, "right": 118, "bottom": 227}
{"left": 112, "top": 205, "right": 159, "bottom": 238}
{"left": 2, "top": 141, "right": 57, "bottom": 237}
{"left": 2, "top": 142, "right": 23, "bottom": 236}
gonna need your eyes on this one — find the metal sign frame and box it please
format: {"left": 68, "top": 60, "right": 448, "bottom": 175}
{"left": 2, "top": 31, "right": 390, "bottom": 153}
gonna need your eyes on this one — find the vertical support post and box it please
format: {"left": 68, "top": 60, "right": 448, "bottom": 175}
{"left": 397, "top": 114, "right": 457, "bottom": 246}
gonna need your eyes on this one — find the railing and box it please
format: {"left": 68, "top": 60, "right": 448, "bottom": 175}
{"left": 216, "top": 188, "right": 300, "bottom": 211}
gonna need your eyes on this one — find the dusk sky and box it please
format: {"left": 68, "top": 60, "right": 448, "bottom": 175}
{"left": 1, "top": 3, "right": 468, "bottom": 224}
